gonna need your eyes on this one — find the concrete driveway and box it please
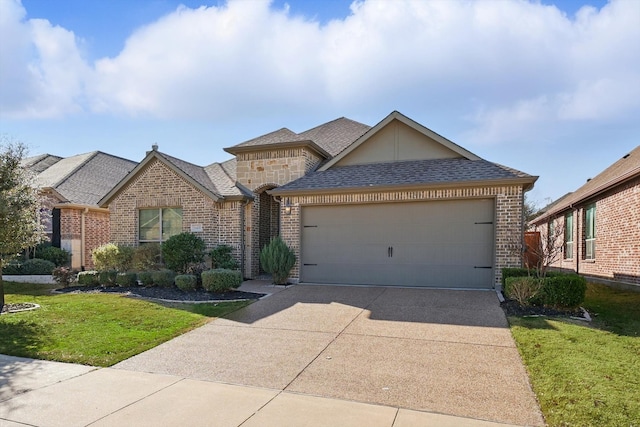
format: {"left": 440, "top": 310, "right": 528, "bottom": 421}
{"left": 115, "top": 284, "right": 544, "bottom": 426}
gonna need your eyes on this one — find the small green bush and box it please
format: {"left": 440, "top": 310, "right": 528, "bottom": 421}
{"left": 116, "top": 272, "right": 138, "bottom": 287}
{"left": 52, "top": 266, "right": 76, "bottom": 288}
{"left": 541, "top": 274, "right": 587, "bottom": 308}
{"left": 35, "top": 245, "right": 70, "bottom": 267}
{"left": 151, "top": 269, "right": 176, "bottom": 288}
{"left": 92, "top": 243, "right": 120, "bottom": 271}
{"left": 77, "top": 271, "right": 99, "bottom": 286}
{"left": 210, "top": 245, "right": 239, "bottom": 270}
{"left": 116, "top": 245, "right": 135, "bottom": 272}
{"left": 132, "top": 243, "right": 162, "bottom": 271}
{"left": 98, "top": 270, "right": 118, "bottom": 286}
{"left": 504, "top": 276, "right": 543, "bottom": 306}
{"left": 501, "top": 267, "right": 533, "bottom": 288}
{"left": 137, "top": 271, "right": 154, "bottom": 286}
{"left": 201, "top": 269, "right": 242, "bottom": 292}
{"left": 21, "top": 258, "right": 56, "bottom": 275}
{"left": 2, "top": 262, "right": 22, "bottom": 275}
{"left": 161, "top": 233, "right": 206, "bottom": 274}
{"left": 260, "top": 237, "right": 296, "bottom": 285}
{"left": 175, "top": 274, "right": 198, "bottom": 292}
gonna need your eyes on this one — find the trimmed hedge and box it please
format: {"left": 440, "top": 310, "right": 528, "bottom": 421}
{"left": 505, "top": 276, "right": 543, "bottom": 306}
{"left": 541, "top": 274, "right": 587, "bottom": 308}
{"left": 202, "top": 269, "right": 242, "bottom": 293}
{"left": 151, "top": 269, "right": 176, "bottom": 288}
{"left": 98, "top": 270, "right": 117, "bottom": 286}
{"left": 175, "top": 274, "right": 198, "bottom": 292}
{"left": 2, "top": 262, "right": 22, "bottom": 275}
{"left": 501, "top": 267, "right": 533, "bottom": 288}
{"left": 116, "top": 272, "right": 138, "bottom": 287}
{"left": 210, "top": 245, "right": 239, "bottom": 270}
{"left": 77, "top": 271, "right": 99, "bottom": 286}
{"left": 22, "top": 258, "right": 56, "bottom": 275}
{"left": 35, "top": 245, "right": 70, "bottom": 267}
{"left": 137, "top": 271, "right": 154, "bottom": 286}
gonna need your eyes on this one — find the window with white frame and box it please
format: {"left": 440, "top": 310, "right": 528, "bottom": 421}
{"left": 564, "top": 212, "right": 573, "bottom": 259}
{"left": 139, "top": 208, "right": 182, "bottom": 244}
{"left": 585, "top": 204, "right": 596, "bottom": 260}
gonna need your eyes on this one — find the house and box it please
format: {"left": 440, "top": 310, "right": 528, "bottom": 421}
{"left": 22, "top": 152, "right": 137, "bottom": 270}
{"left": 100, "top": 111, "right": 537, "bottom": 289}
{"left": 529, "top": 145, "right": 640, "bottom": 287}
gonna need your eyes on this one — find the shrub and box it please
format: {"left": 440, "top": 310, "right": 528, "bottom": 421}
{"left": 504, "top": 276, "right": 543, "bottom": 306}
{"left": 92, "top": 243, "right": 120, "bottom": 271}
{"left": 137, "top": 271, "right": 154, "bottom": 286}
{"left": 52, "top": 266, "right": 76, "bottom": 288}
{"left": 77, "top": 271, "right": 99, "bottom": 286}
{"left": 116, "top": 272, "right": 138, "bottom": 287}
{"left": 21, "top": 258, "right": 55, "bottom": 275}
{"left": 202, "top": 269, "right": 242, "bottom": 292}
{"left": 35, "top": 245, "right": 70, "bottom": 267}
{"left": 2, "top": 261, "right": 22, "bottom": 275}
{"left": 501, "top": 267, "right": 533, "bottom": 288}
{"left": 162, "top": 233, "right": 206, "bottom": 274}
{"left": 151, "top": 269, "right": 176, "bottom": 288}
{"left": 98, "top": 270, "right": 118, "bottom": 286}
{"left": 132, "top": 243, "right": 162, "bottom": 271}
{"left": 175, "top": 274, "right": 198, "bottom": 292}
{"left": 210, "top": 245, "right": 239, "bottom": 270}
{"left": 116, "top": 245, "right": 135, "bottom": 272}
{"left": 541, "top": 274, "right": 587, "bottom": 309}
{"left": 260, "top": 237, "right": 296, "bottom": 285}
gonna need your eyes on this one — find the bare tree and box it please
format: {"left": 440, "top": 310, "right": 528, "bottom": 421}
{"left": 0, "top": 138, "right": 44, "bottom": 309}
{"left": 511, "top": 215, "right": 565, "bottom": 278}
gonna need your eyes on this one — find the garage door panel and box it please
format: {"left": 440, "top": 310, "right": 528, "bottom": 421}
{"left": 301, "top": 200, "right": 495, "bottom": 288}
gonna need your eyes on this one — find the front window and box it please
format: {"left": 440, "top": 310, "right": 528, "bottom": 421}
{"left": 139, "top": 208, "right": 182, "bottom": 243}
{"left": 585, "top": 204, "right": 596, "bottom": 260}
{"left": 564, "top": 212, "right": 573, "bottom": 259}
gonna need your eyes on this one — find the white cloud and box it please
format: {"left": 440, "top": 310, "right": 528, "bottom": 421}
{"left": 1, "top": 0, "right": 639, "bottom": 146}
{"left": 0, "top": 0, "right": 89, "bottom": 118}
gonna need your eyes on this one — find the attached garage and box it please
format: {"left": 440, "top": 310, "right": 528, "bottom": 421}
{"left": 301, "top": 199, "right": 495, "bottom": 288}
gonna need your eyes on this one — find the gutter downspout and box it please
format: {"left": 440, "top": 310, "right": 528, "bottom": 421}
{"left": 81, "top": 208, "right": 88, "bottom": 270}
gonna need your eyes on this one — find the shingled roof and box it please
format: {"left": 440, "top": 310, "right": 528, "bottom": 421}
{"left": 21, "top": 154, "right": 63, "bottom": 173}
{"left": 271, "top": 158, "right": 536, "bottom": 195}
{"left": 225, "top": 117, "right": 370, "bottom": 158}
{"left": 531, "top": 145, "right": 640, "bottom": 223}
{"left": 30, "top": 152, "right": 137, "bottom": 206}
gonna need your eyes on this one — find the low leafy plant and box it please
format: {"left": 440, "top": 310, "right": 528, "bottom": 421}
{"left": 2, "top": 261, "right": 22, "bottom": 275}
{"left": 501, "top": 267, "right": 533, "bottom": 288}
{"left": 98, "top": 270, "right": 118, "bottom": 286}
{"left": 260, "top": 237, "right": 296, "bottom": 285}
{"left": 137, "top": 271, "right": 154, "bottom": 286}
{"left": 201, "top": 269, "right": 242, "bottom": 292}
{"left": 162, "top": 233, "right": 206, "bottom": 274}
{"left": 21, "top": 258, "right": 56, "bottom": 275}
{"left": 52, "top": 266, "right": 76, "bottom": 288}
{"left": 77, "top": 271, "right": 99, "bottom": 286}
{"left": 115, "top": 245, "right": 135, "bottom": 272}
{"left": 132, "top": 243, "right": 162, "bottom": 271}
{"left": 504, "top": 276, "right": 543, "bottom": 306}
{"left": 151, "top": 269, "right": 176, "bottom": 288}
{"left": 35, "top": 245, "right": 70, "bottom": 267}
{"left": 116, "top": 272, "right": 138, "bottom": 287}
{"left": 541, "top": 274, "right": 587, "bottom": 308}
{"left": 210, "top": 245, "right": 239, "bottom": 270}
{"left": 175, "top": 274, "right": 198, "bottom": 292}
{"left": 92, "top": 243, "right": 120, "bottom": 271}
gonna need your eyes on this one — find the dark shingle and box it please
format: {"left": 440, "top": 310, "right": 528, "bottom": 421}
{"left": 298, "top": 117, "right": 371, "bottom": 157}
{"left": 274, "top": 158, "right": 534, "bottom": 193}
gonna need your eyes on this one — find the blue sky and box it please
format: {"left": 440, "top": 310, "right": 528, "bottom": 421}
{"left": 1, "top": 0, "right": 638, "bottom": 207}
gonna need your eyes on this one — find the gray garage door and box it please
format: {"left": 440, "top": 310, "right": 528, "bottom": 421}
{"left": 301, "top": 199, "right": 494, "bottom": 288}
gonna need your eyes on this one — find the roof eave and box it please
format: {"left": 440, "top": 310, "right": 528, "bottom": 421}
{"left": 224, "top": 140, "right": 330, "bottom": 159}
{"left": 269, "top": 177, "right": 537, "bottom": 197}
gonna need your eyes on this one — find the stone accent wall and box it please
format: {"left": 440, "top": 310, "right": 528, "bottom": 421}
{"left": 279, "top": 185, "right": 525, "bottom": 288}
{"left": 235, "top": 147, "right": 323, "bottom": 189}
{"left": 108, "top": 159, "right": 243, "bottom": 268}
{"left": 539, "top": 176, "right": 640, "bottom": 285}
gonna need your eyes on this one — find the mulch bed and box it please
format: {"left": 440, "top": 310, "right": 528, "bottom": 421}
{"left": 501, "top": 299, "right": 586, "bottom": 318}
{"left": 54, "top": 285, "right": 266, "bottom": 302}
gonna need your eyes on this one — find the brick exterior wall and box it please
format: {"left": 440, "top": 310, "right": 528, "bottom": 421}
{"left": 58, "top": 207, "right": 110, "bottom": 270}
{"left": 279, "top": 185, "right": 525, "bottom": 288}
{"left": 534, "top": 176, "right": 640, "bottom": 285}
{"left": 108, "top": 158, "right": 244, "bottom": 269}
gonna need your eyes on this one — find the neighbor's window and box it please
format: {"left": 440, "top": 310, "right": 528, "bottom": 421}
{"left": 139, "top": 208, "right": 182, "bottom": 243}
{"left": 585, "top": 204, "right": 596, "bottom": 260}
{"left": 564, "top": 212, "right": 573, "bottom": 259}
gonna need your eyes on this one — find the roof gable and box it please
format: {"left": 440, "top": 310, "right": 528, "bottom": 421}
{"left": 321, "top": 111, "right": 480, "bottom": 170}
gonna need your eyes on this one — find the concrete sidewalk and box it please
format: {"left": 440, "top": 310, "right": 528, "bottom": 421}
{"left": 0, "top": 355, "right": 522, "bottom": 427}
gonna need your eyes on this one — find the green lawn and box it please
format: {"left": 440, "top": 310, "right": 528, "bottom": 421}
{"left": 509, "top": 283, "right": 640, "bottom": 427}
{"left": 0, "top": 281, "right": 251, "bottom": 366}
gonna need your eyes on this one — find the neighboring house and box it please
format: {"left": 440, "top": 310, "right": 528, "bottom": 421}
{"left": 100, "top": 111, "right": 537, "bottom": 289}
{"left": 529, "top": 145, "right": 640, "bottom": 286}
{"left": 22, "top": 152, "right": 137, "bottom": 270}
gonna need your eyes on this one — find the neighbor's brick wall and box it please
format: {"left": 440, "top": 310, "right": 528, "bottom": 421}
{"left": 534, "top": 176, "right": 640, "bottom": 285}
{"left": 280, "top": 185, "right": 525, "bottom": 288}
{"left": 58, "top": 208, "right": 110, "bottom": 269}
{"left": 108, "top": 158, "right": 243, "bottom": 265}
